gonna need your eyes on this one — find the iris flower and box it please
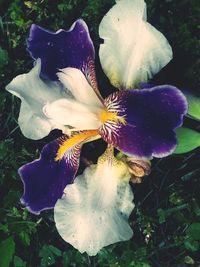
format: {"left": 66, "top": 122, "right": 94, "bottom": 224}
{"left": 6, "top": 0, "right": 187, "bottom": 255}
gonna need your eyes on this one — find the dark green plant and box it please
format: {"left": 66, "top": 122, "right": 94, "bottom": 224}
{"left": 1, "top": 0, "right": 200, "bottom": 266}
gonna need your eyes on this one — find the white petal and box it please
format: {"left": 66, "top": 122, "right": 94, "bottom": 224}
{"left": 6, "top": 60, "right": 71, "bottom": 139}
{"left": 44, "top": 98, "right": 102, "bottom": 130}
{"left": 18, "top": 101, "right": 52, "bottom": 139}
{"left": 57, "top": 68, "right": 103, "bottom": 107}
{"left": 99, "top": 0, "right": 173, "bottom": 89}
{"left": 54, "top": 150, "right": 134, "bottom": 256}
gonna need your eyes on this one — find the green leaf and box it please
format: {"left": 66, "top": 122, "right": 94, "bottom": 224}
{"left": 192, "top": 199, "right": 200, "bottom": 216}
{"left": 0, "top": 224, "right": 9, "bottom": 233}
{"left": 157, "top": 208, "right": 166, "bottom": 224}
{"left": 19, "top": 231, "right": 30, "bottom": 246}
{"left": 48, "top": 245, "right": 62, "bottom": 257}
{"left": 39, "top": 245, "right": 62, "bottom": 266}
{"left": 184, "top": 91, "right": 200, "bottom": 121}
{"left": 174, "top": 127, "right": 200, "bottom": 154}
{"left": 3, "top": 190, "right": 21, "bottom": 208}
{"left": 0, "top": 237, "right": 15, "bottom": 267}
{"left": 181, "top": 170, "right": 200, "bottom": 182}
{"left": 0, "top": 47, "right": 8, "bottom": 68}
{"left": 186, "top": 223, "right": 200, "bottom": 240}
{"left": 13, "top": 256, "right": 26, "bottom": 267}
{"left": 184, "top": 238, "right": 199, "bottom": 252}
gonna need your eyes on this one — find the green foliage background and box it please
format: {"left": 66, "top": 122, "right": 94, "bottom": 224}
{"left": 0, "top": 0, "right": 200, "bottom": 266}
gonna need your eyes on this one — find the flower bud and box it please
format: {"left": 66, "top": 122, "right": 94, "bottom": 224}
{"left": 122, "top": 156, "right": 151, "bottom": 183}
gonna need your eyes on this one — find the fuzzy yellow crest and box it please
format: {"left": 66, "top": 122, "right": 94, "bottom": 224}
{"left": 99, "top": 109, "right": 126, "bottom": 125}
{"left": 55, "top": 130, "right": 99, "bottom": 161}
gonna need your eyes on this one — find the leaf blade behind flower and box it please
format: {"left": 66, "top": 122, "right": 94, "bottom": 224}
{"left": 174, "top": 127, "right": 200, "bottom": 154}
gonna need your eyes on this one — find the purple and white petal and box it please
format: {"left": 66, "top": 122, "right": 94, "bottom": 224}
{"left": 27, "top": 19, "right": 98, "bottom": 88}
{"left": 99, "top": 85, "right": 188, "bottom": 159}
{"left": 54, "top": 148, "right": 134, "bottom": 256}
{"left": 6, "top": 60, "right": 71, "bottom": 140}
{"left": 99, "top": 0, "right": 172, "bottom": 89}
{"left": 19, "top": 135, "right": 82, "bottom": 215}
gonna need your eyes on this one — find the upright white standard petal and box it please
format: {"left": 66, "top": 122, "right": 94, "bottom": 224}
{"left": 99, "top": 0, "right": 173, "bottom": 89}
{"left": 54, "top": 149, "right": 134, "bottom": 256}
{"left": 44, "top": 98, "right": 102, "bottom": 130}
{"left": 57, "top": 68, "right": 104, "bottom": 107}
{"left": 6, "top": 60, "right": 71, "bottom": 139}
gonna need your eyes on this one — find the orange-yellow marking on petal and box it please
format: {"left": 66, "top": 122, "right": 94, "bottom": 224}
{"left": 55, "top": 129, "right": 99, "bottom": 161}
{"left": 99, "top": 109, "right": 126, "bottom": 125}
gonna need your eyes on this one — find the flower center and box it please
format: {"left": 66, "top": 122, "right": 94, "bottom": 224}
{"left": 99, "top": 109, "right": 126, "bottom": 125}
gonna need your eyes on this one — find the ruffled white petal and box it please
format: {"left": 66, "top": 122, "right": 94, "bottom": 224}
{"left": 54, "top": 150, "right": 134, "bottom": 256}
{"left": 43, "top": 98, "right": 102, "bottom": 130}
{"left": 6, "top": 60, "right": 71, "bottom": 139}
{"left": 18, "top": 101, "right": 55, "bottom": 140}
{"left": 57, "top": 68, "right": 103, "bottom": 107}
{"left": 99, "top": 0, "right": 173, "bottom": 89}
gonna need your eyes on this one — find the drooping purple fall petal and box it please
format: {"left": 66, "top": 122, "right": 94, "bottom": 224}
{"left": 19, "top": 130, "right": 99, "bottom": 214}
{"left": 27, "top": 19, "right": 97, "bottom": 88}
{"left": 19, "top": 135, "right": 82, "bottom": 214}
{"left": 99, "top": 85, "right": 187, "bottom": 159}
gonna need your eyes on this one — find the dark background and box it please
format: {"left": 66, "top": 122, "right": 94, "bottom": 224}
{"left": 0, "top": 1, "right": 200, "bottom": 266}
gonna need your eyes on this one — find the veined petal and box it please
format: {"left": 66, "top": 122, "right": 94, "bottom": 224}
{"left": 27, "top": 19, "right": 98, "bottom": 88}
{"left": 57, "top": 68, "right": 104, "bottom": 106}
{"left": 6, "top": 60, "right": 70, "bottom": 140}
{"left": 99, "top": 0, "right": 172, "bottom": 89}
{"left": 20, "top": 130, "right": 99, "bottom": 214}
{"left": 54, "top": 148, "right": 134, "bottom": 256}
{"left": 44, "top": 98, "right": 102, "bottom": 130}
{"left": 99, "top": 85, "right": 188, "bottom": 159}
{"left": 19, "top": 136, "right": 81, "bottom": 214}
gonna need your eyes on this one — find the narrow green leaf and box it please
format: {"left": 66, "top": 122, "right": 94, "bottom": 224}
{"left": 184, "top": 91, "right": 200, "bottom": 121}
{"left": 0, "top": 46, "right": 8, "bottom": 67}
{"left": 181, "top": 170, "right": 200, "bottom": 182}
{"left": 174, "top": 127, "right": 200, "bottom": 154}
{"left": 48, "top": 245, "right": 62, "bottom": 257}
{"left": 192, "top": 199, "right": 200, "bottom": 216}
{"left": 0, "top": 237, "right": 15, "bottom": 267}
{"left": 157, "top": 208, "right": 166, "bottom": 224}
{"left": 0, "top": 16, "right": 3, "bottom": 32}
{"left": 19, "top": 231, "right": 30, "bottom": 246}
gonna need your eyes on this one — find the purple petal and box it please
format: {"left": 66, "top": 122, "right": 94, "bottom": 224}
{"left": 27, "top": 19, "right": 96, "bottom": 82}
{"left": 139, "top": 83, "right": 154, "bottom": 89}
{"left": 99, "top": 85, "right": 187, "bottom": 159}
{"left": 19, "top": 135, "right": 82, "bottom": 214}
